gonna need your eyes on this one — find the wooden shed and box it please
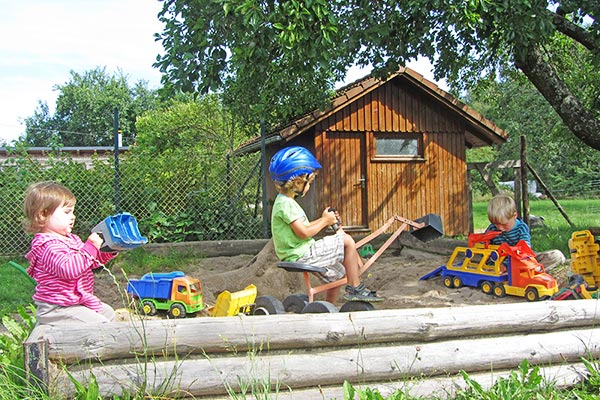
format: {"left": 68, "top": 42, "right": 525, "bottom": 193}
{"left": 239, "top": 67, "right": 507, "bottom": 236}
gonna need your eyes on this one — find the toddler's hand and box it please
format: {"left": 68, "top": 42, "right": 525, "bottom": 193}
{"left": 87, "top": 232, "right": 104, "bottom": 249}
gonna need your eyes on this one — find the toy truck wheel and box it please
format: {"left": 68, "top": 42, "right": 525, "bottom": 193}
{"left": 168, "top": 303, "right": 187, "bottom": 319}
{"left": 252, "top": 295, "right": 285, "bottom": 315}
{"left": 493, "top": 284, "right": 507, "bottom": 298}
{"left": 339, "top": 301, "right": 375, "bottom": 312}
{"left": 452, "top": 277, "right": 463, "bottom": 288}
{"left": 301, "top": 301, "right": 338, "bottom": 313}
{"left": 481, "top": 281, "right": 493, "bottom": 295}
{"left": 525, "top": 287, "right": 539, "bottom": 302}
{"left": 283, "top": 294, "right": 309, "bottom": 313}
{"left": 141, "top": 300, "right": 157, "bottom": 316}
{"left": 443, "top": 276, "right": 455, "bottom": 288}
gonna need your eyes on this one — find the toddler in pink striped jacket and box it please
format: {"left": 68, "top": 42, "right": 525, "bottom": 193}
{"left": 24, "top": 181, "right": 117, "bottom": 325}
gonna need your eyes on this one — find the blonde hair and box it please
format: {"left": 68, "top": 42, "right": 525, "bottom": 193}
{"left": 272, "top": 173, "right": 310, "bottom": 195}
{"left": 23, "top": 181, "right": 76, "bottom": 233}
{"left": 487, "top": 195, "right": 517, "bottom": 225}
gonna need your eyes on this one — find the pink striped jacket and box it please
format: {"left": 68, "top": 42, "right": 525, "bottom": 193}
{"left": 26, "top": 233, "right": 117, "bottom": 312}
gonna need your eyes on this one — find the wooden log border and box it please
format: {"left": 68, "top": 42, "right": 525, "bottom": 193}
{"left": 24, "top": 299, "right": 600, "bottom": 398}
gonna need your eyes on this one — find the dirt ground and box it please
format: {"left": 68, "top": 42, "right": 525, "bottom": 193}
{"left": 94, "top": 238, "right": 572, "bottom": 314}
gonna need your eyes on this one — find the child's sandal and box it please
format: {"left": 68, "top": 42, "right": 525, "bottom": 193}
{"left": 343, "top": 283, "right": 384, "bottom": 302}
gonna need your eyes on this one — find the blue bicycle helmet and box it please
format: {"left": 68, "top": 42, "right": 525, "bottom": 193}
{"left": 269, "top": 146, "right": 322, "bottom": 183}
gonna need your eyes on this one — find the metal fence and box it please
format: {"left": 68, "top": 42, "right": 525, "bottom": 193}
{"left": 0, "top": 150, "right": 265, "bottom": 257}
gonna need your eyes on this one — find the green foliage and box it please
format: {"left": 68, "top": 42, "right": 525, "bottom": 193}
{"left": 22, "top": 67, "right": 159, "bottom": 147}
{"left": 0, "top": 305, "right": 36, "bottom": 387}
{"left": 0, "top": 150, "right": 117, "bottom": 254}
{"left": 124, "top": 95, "right": 264, "bottom": 242}
{"left": 135, "top": 94, "right": 252, "bottom": 154}
{"left": 342, "top": 380, "right": 426, "bottom": 400}
{"left": 2, "top": 117, "right": 263, "bottom": 255}
{"left": 139, "top": 195, "right": 262, "bottom": 243}
{"left": 465, "top": 46, "right": 600, "bottom": 198}
{"left": 572, "top": 357, "right": 600, "bottom": 396}
{"left": 155, "top": 0, "right": 340, "bottom": 123}
{"left": 0, "top": 367, "right": 50, "bottom": 400}
{"left": 455, "top": 359, "right": 559, "bottom": 400}
{"left": 66, "top": 370, "right": 102, "bottom": 400}
{"left": 155, "top": 0, "right": 600, "bottom": 144}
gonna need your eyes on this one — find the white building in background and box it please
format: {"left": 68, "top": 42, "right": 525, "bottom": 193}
{"left": 499, "top": 180, "right": 543, "bottom": 198}
{"left": 0, "top": 146, "right": 129, "bottom": 169}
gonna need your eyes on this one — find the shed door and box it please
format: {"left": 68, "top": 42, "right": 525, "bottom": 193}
{"left": 321, "top": 131, "right": 368, "bottom": 229}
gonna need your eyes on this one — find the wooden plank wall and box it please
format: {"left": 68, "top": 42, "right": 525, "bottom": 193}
{"left": 315, "top": 78, "right": 469, "bottom": 236}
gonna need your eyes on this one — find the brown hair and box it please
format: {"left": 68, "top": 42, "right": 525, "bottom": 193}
{"left": 23, "top": 181, "right": 76, "bottom": 233}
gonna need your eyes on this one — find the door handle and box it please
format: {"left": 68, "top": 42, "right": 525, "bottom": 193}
{"left": 354, "top": 177, "right": 366, "bottom": 189}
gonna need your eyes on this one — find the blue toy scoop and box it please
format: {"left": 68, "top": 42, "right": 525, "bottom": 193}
{"left": 92, "top": 212, "right": 148, "bottom": 251}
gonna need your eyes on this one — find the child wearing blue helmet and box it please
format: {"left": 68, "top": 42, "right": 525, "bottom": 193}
{"left": 269, "top": 146, "right": 383, "bottom": 303}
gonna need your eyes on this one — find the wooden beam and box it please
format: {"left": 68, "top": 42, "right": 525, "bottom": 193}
{"left": 195, "top": 362, "right": 590, "bottom": 400}
{"left": 467, "top": 160, "right": 521, "bottom": 170}
{"left": 514, "top": 167, "right": 522, "bottom": 217}
{"left": 54, "top": 328, "right": 600, "bottom": 398}
{"left": 33, "top": 300, "right": 600, "bottom": 364}
{"left": 473, "top": 163, "right": 500, "bottom": 196}
{"left": 26, "top": 300, "right": 600, "bottom": 398}
{"left": 23, "top": 325, "right": 50, "bottom": 393}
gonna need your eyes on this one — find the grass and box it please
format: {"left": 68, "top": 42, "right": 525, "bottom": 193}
{"left": 111, "top": 246, "right": 200, "bottom": 276}
{"left": 0, "top": 258, "right": 36, "bottom": 318}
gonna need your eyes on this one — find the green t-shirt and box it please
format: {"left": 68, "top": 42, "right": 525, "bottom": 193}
{"left": 271, "top": 194, "right": 315, "bottom": 261}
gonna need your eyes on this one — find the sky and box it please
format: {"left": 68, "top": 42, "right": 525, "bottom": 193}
{"left": 0, "top": 0, "right": 445, "bottom": 145}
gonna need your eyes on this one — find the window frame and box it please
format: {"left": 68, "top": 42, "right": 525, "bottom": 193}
{"left": 371, "top": 132, "right": 424, "bottom": 162}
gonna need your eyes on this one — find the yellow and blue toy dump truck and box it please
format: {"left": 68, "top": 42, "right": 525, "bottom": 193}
{"left": 126, "top": 271, "right": 205, "bottom": 318}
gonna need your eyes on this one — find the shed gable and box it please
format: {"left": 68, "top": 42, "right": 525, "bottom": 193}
{"left": 315, "top": 78, "right": 466, "bottom": 135}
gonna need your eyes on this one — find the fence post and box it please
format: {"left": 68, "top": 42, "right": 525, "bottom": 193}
{"left": 113, "top": 108, "right": 121, "bottom": 213}
{"left": 514, "top": 166, "right": 522, "bottom": 217}
{"left": 520, "top": 135, "right": 529, "bottom": 226}
{"left": 260, "top": 119, "right": 269, "bottom": 239}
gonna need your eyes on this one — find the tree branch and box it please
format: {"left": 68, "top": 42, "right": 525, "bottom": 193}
{"left": 514, "top": 44, "right": 600, "bottom": 150}
{"left": 550, "top": 11, "right": 600, "bottom": 53}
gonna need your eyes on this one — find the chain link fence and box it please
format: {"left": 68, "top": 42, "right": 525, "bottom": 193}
{"left": 0, "top": 150, "right": 266, "bottom": 257}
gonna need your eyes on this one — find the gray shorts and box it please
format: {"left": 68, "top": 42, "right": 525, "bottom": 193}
{"left": 296, "top": 232, "right": 345, "bottom": 283}
{"left": 35, "top": 301, "right": 115, "bottom": 326}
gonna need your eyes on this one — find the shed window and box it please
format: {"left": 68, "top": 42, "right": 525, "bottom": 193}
{"left": 373, "top": 133, "right": 423, "bottom": 161}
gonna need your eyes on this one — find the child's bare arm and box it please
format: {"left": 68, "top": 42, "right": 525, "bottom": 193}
{"left": 290, "top": 208, "right": 338, "bottom": 239}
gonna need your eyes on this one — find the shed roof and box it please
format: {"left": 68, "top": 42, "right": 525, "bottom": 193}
{"left": 235, "top": 67, "right": 507, "bottom": 154}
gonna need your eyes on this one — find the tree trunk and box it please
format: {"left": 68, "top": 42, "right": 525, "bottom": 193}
{"left": 514, "top": 44, "right": 600, "bottom": 150}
